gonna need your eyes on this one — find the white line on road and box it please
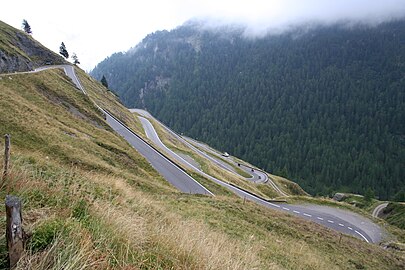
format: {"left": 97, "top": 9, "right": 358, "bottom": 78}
{"left": 303, "top": 213, "right": 312, "bottom": 217}
{"left": 355, "top": 230, "right": 370, "bottom": 243}
{"left": 339, "top": 223, "right": 345, "bottom": 227}
{"left": 317, "top": 217, "right": 324, "bottom": 221}
{"left": 327, "top": 220, "right": 334, "bottom": 223}
{"left": 293, "top": 210, "right": 300, "bottom": 214}
{"left": 348, "top": 227, "right": 353, "bottom": 231}
{"left": 282, "top": 207, "right": 290, "bottom": 211}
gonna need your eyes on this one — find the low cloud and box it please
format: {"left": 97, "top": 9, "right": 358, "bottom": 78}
{"left": 4, "top": 0, "right": 404, "bottom": 70}
{"left": 184, "top": 0, "right": 405, "bottom": 36}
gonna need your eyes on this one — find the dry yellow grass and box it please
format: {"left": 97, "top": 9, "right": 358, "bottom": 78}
{"left": 1, "top": 153, "right": 263, "bottom": 269}
{"left": 85, "top": 173, "right": 263, "bottom": 269}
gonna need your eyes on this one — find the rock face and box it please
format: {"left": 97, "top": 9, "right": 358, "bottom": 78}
{"left": 332, "top": 193, "right": 347, "bottom": 202}
{"left": 0, "top": 21, "right": 66, "bottom": 73}
{"left": 0, "top": 50, "right": 32, "bottom": 73}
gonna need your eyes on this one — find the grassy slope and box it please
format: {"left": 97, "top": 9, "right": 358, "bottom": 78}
{"left": 0, "top": 21, "right": 30, "bottom": 57}
{"left": 1, "top": 68, "right": 403, "bottom": 270}
{"left": 74, "top": 67, "right": 145, "bottom": 135}
{"left": 383, "top": 203, "right": 405, "bottom": 231}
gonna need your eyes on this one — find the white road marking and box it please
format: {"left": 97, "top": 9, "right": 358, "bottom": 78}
{"left": 293, "top": 210, "right": 300, "bottom": 214}
{"left": 327, "top": 220, "right": 334, "bottom": 223}
{"left": 273, "top": 205, "right": 281, "bottom": 208}
{"left": 355, "top": 230, "right": 370, "bottom": 243}
{"left": 339, "top": 223, "right": 345, "bottom": 227}
{"left": 317, "top": 217, "right": 324, "bottom": 221}
{"left": 303, "top": 213, "right": 312, "bottom": 217}
{"left": 348, "top": 227, "right": 353, "bottom": 231}
{"left": 282, "top": 207, "right": 290, "bottom": 211}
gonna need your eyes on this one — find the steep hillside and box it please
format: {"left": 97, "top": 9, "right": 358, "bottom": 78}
{"left": 0, "top": 20, "right": 66, "bottom": 73}
{"left": 91, "top": 19, "right": 405, "bottom": 200}
{"left": 1, "top": 20, "right": 405, "bottom": 269}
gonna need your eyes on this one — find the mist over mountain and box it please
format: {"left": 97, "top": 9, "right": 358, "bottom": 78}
{"left": 91, "top": 19, "right": 405, "bottom": 200}
{"left": 180, "top": 0, "right": 405, "bottom": 39}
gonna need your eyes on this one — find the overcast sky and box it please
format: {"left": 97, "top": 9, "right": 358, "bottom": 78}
{"left": 2, "top": 0, "right": 405, "bottom": 71}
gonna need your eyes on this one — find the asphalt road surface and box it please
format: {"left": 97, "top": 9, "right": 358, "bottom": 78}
{"left": 372, "top": 202, "right": 389, "bottom": 218}
{"left": 105, "top": 112, "right": 213, "bottom": 195}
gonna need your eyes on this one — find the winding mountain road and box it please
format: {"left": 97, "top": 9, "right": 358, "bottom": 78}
{"left": 372, "top": 202, "right": 389, "bottom": 218}
{"left": 105, "top": 113, "right": 213, "bottom": 195}
{"left": 184, "top": 136, "right": 268, "bottom": 183}
{"left": 131, "top": 109, "right": 284, "bottom": 192}
{"left": 132, "top": 110, "right": 383, "bottom": 243}
{"left": 26, "top": 65, "right": 212, "bottom": 195}
{"left": 5, "top": 65, "right": 385, "bottom": 243}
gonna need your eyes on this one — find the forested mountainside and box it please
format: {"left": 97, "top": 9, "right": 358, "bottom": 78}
{"left": 91, "top": 20, "right": 405, "bottom": 200}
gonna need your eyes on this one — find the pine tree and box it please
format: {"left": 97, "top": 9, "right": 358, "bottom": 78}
{"left": 59, "top": 42, "right": 69, "bottom": 59}
{"left": 72, "top": 53, "right": 80, "bottom": 65}
{"left": 364, "top": 187, "right": 375, "bottom": 202}
{"left": 101, "top": 75, "right": 109, "bottom": 88}
{"left": 22, "top": 19, "right": 32, "bottom": 34}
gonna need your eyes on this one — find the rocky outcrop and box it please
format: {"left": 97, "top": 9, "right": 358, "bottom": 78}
{"left": 0, "top": 50, "right": 32, "bottom": 73}
{"left": 332, "top": 193, "right": 347, "bottom": 202}
{"left": 0, "top": 22, "right": 67, "bottom": 73}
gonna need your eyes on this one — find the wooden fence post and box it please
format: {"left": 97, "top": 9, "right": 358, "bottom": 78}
{"left": 5, "top": 195, "right": 24, "bottom": 268}
{"left": 3, "top": 134, "right": 11, "bottom": 181}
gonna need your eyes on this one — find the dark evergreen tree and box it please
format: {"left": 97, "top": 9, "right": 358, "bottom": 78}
{"left": 364, "top": 188, "right": 375, "bottom": 202}
{"left": 72, "top": 53, "right": 80, "bottom": 65}
{"left": 101, "top": 75, "right": 108, "bottom": 88}
{"left": 22, "top": 19, "right": 32, "bottom": 34}
{"left": 393, "top": 188, "right": 405, "bottom": 202}
{"left": 59, "top": 42, "right": 69, "bottom": 59}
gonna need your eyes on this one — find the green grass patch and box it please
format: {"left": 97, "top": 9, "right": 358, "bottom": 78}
{"left": 188, "top": 172, "right": 233, "bottom": 196}
{"left": 383, "top": 203, "right": 405, "bottom": 230}
{"left": 234, "top": 166, "right": 253, "bottom": 178}
{"left": 29, "top": 219, "right": 67, "bottom": 252}
{"left": 340, "top": 193, "right": 378, "bottom": 210}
